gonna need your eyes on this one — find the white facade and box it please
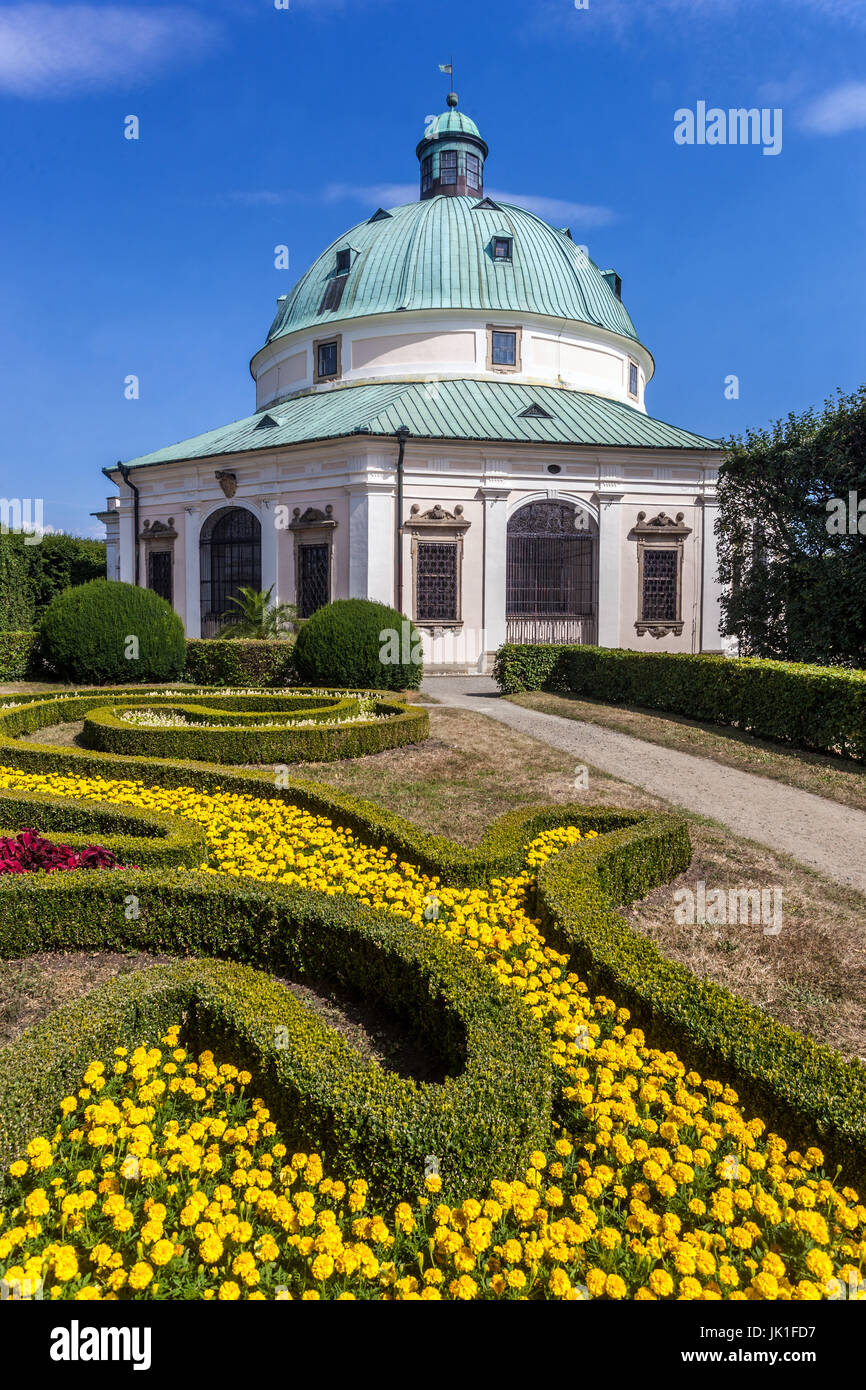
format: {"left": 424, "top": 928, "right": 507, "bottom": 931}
{"left": 104, "top": 429, "right": 724, "bottom": 671}
{"left": 251, "top": 310, "right": 653, "bottom": 414}
{"left": 101, "top": 100, "right": 725, "bottom": 672}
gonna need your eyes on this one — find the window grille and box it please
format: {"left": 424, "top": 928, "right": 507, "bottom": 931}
{"left": 641, "top": 548, "right": 678, "bottom": 621}
{"left": 200, "top": 508, "right": 261, "bottom": 633}
{"left": 148, "top": 551, "right": 172, "bottom": 605}
{"left": 297, "top": 543, "right": 330, "bottom": 618}
{"left": 416, "top": 541, "right": 458, "bottom": 622}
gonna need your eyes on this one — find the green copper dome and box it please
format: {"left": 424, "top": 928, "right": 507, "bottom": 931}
{"left": 417, "top": 106, "right": 487, "bottom": 151}
{"left": 265, "top": 196, "right": 641, "bottom": 345}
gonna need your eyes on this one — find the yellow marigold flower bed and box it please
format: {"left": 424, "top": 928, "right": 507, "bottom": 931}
{"left": 0, "top": 764, "right": 864, "bottom": 1301}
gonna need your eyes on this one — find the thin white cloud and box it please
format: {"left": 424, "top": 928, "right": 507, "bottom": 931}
{"left": 322, "top": 181, "right": 417, "bottom": 207}
{"left": 488, "top": 189, "right": 615, "bottom": 228}
{"left": 319, "top": 182, "right": 616, "bottom": 227}
{"left": 534, "top": 0, "right": 866, "bottom": 36}
{"left": 757, "top": 75, "right": 807, "bottom": 105}
{"left": 799, "top": 82, "right": 866, "bottom": 134}
{"left": 0, "top": 3, "right": 221, "bottom": 97}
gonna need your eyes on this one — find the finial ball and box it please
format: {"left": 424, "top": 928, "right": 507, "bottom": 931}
{"left": 446, "top": 90, "right": 458, "bottom": 108}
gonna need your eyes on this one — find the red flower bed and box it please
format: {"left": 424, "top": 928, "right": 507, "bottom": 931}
{"left": 0, "top": 829, "right": 130, "bottom": 874}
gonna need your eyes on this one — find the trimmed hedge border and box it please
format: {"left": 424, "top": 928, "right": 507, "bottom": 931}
{"left": 493, "top": 644, "right": 866, "bottom": 760}
{"left": 0, "top": 872, "right": 554, "bottom": 1203}
{"left": 0, "top": 635, "right": 296, "bottom": 688}
{"left": 0, "top": 688, "right": 429, "bottom": 765}
{"left": 0, "top": 697, "right": 864, "bottom": 1185}
{"left": 0, "top": 787, "right": 207, "bottom": 868}
{"left": 535, "top": 833, "right": 866, "bottom": 1185}
{"left": 183, "top": 638, "right": 296, "bottom": 688}
{"left": 0, "top": 700, "right": 664, "bottom": 883}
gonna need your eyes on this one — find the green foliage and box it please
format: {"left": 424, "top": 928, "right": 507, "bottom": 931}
{"left": 0, "top": 632, "right": 40, "bottom": 681}
{"left": 0, "top": 696, "right": 863, "bottom": 1184}
{"left": 77, "top": 690, "right": 429, "bottom": 764}
{"left": 0, "top": 532, "right": 105, "bottom": 633}
{"left": 184, "top": 638, "right": 296, "bottom": 687}
{"left": 294, "top": 599, "right": 423, "bottom": 690}
{"left": 493, "top": 643, "right": 563, "bottom": 695}
{"left": 0, "top": 787, "right": 206, "bottom": 868}
{"left": 0, "top": 537, "right": 33, "bottom": 631}
{"left": 0, "top": 873, "right": 554, "bottom": 1202}
{"left": 536, "top": 830, "right": 866, "bottom": 1184}
{"left": 717, "top": 384, "right": 866, "bottom": 666}
{"left": 40, "top": 580, "right": 186, "bottom": 684}
{"left": 219, "top": 585, "right": 299, "bottom": 640}
{"left": 493, "top": 644, "right": 866, "bottom": 760}
{"left": 30, "top": 534, "right": 107, "bottom": 617}
{"left": 5, "top": 632, "right": 299, "bottom": 688}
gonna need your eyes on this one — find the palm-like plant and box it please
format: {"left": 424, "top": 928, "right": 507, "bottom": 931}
{"left": 218, "top": 585, "right": 299, "bottom": 639}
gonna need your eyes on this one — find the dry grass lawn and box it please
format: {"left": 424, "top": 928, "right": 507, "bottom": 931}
{"left": 509, "top": 690, "right": 866, "bottom": 812}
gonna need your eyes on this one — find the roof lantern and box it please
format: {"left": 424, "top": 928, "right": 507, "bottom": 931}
{"left": 416, "top": 93, "right": 489, "bottom": 201}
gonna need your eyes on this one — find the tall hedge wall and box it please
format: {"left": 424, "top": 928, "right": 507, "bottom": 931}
{"left": 493, "top": 644, "right": 866, "bottom": 760}
{"left": 0, "top": 533, "right": 105, "bottom": 633}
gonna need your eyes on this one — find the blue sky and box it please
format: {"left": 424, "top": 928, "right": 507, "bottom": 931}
{"left": 1, "top": 0, "right": 865, "bottom": 536}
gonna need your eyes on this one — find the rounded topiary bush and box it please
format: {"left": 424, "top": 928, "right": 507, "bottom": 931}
{"left": 40, "top": 579, "right": 186, "bottom": 684}
{"left": 293, "top": 599, "right": 423, "bottom": 690}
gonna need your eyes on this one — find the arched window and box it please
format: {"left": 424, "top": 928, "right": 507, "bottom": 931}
{"left": 199, "top": 507, "right": 262, "bottom": 637}
{"left": 506, "top": 499, "right": 597, "bottom": 645}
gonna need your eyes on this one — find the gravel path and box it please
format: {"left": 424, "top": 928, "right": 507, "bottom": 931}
{"left": 422, "top": 676, "right": 866, "bottom": 898}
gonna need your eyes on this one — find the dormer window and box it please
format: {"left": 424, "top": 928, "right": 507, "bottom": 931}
{"left": 493, "top": 236, "right": 513, "bottom": 262}
{"left": 440, "top": 150, "right": 458, "bottom": 186}
{"left": 465, "top": 153, "right": 481, "bottom": 190}
{"left": 421, "top": 155, "right": 433, "bottom": 193}
{"left": 335, "top": 249, "right": 351, "bottom": 274}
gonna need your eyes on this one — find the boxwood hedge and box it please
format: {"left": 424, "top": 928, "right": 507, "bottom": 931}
{"left": 0, "top": 688, "right": 429, "bottom": 766}
{"left": 40, "top": 580, "right": 186, "bottom": 685}
{"left": 0, "top": 695, "right": 864, "bottom": 1187}
{"left": 0, "top": 636, "right": 296, "bottom": 687}
{"left": 535, "top": 833, "right": 866, "bottom": 1185}
{"left": 0, "top": 871, "right": 554, "bottom": 1203}
{"left": 493, "top": 644, "right": 866, "bottom": 760}
{"left": 183, "top": 638, "right": 296, "bottom": 688}
{"left": 0, "top": 787, "right": 206, "bottom": 868}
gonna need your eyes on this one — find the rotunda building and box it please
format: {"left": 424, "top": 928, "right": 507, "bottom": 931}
{"left": 102, "top": 96, "right": 725, "bottom": 670}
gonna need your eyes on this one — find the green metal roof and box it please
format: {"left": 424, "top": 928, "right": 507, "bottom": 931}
{"left": 118, "top": 380, "right": 720, "bottom": 471}
{"left": 263, "top": 196, "right": 642, "bottom": 347}
{"left": 422, "top": 109, "right": 484, "bottom": 142}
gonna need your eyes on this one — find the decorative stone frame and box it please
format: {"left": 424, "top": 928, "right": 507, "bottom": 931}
{"left": 403, "top": 503, "right": 471, "bottom": 631}
{"left": 288, "top": 504, "right": 338, "bottom": 616}
{"left": 313, "top": 333, "right": 342, "bottom": 384}
{"left": 486, "top": 324, "right": 522, "bottom": 374}
{"left": 139, "top": 518, "right": 177, "bottom": 602}
{"left": 629, "top": 510, "right": 692, "bottom": 638}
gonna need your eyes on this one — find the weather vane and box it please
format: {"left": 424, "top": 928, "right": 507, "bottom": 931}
{"left": 438, "top": 56, "right": 455, "bottom": 102}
